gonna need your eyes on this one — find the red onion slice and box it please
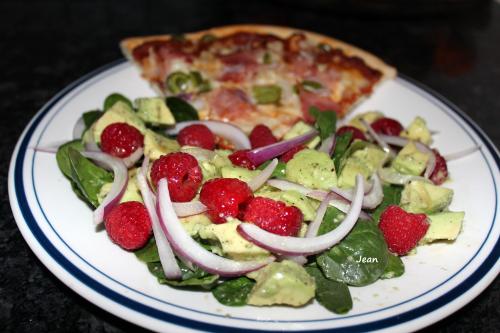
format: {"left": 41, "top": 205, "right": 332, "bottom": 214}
{"left": 444, "top": 145, "right": 481, "bottom": 161}
{"left": 31, "top": 145, "right": 59, "bottom": 153}
{"left": 156, "top": 178, "right": 275, "bottom": 277}
{"left": 246, "top": 130, "right": 318, "bottom": 166}
{"left": 122, "top": 147, "right": 144, "bottom": 168}
{"left": 137, "top": 159, "right": 182, "bottom": 280}
{"left": 377, "top": 168, "right": 430, "bottom": 185}
{"left": 73, "top": 116, "right": 86, "bottom": 140}
{"left": 165, "top": 120, "right": 251, "bottom": 150}
{"left": 247, "top": 158, "right": 278, "bottom": 191}
{"left": 180, "top": 146, "right": 216, "bottom": 161}
{"left": 360, "top": 119, "right": 394, "bottom": 157}
{"left": 172, "top": 201, "right": 207, "bottom": 217}
{"left": 329, "top": 174, "right": 383, "bottom": 209}
{"left": 317, "top": 133, "right": 336, "bottom": 156}
{"left": 81, "top": 152, "right": 128, "bottom": 225}
{"left": 237, "top": 175, "right": 364, "bottom": 256}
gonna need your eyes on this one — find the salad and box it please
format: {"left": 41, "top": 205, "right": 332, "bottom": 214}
{"left": 53, "top": 93, "right": 475, "bottom": 314}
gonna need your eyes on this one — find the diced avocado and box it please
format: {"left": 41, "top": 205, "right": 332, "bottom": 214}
{"left": 135, "top": 97, "right": 175, "bottom": 126}
{"left": 421, "top": 211, "right": 464, "bottom": 243}
{"left": 400, "top": 180, "right": 453, "bottom": 214}
{"left": 97, "top": 168, "right": 143, "bottom": 204}
{"left": 143, "top": 129, "right": 180, "bottom": 160}
{"left": 392, "top": 142, "right": 430, "bottom": 176}
{"left": 283, "top": 121, "right": 320, "bottom": 149}
{"left": 92, "top": 101, "right": 146, "bottom": 144}
{"left": 337, "top": 144, "right": 386, "bottom": 188}
{"left": 221, "top": 165, "right": 260, "bottom": 183}
{"left": 401, "top": 116, "right": 432, "bottom": 145}
{"left": 348, "top": 111, "right": 384, "bottom": 131}
{"left": 246, "top": 260, "right": 315, "bottom": 307}
{"left": 198, "top": 219, "right": 270, "bottom": 261}
{"left": 286, "top": 149, "right": 337, "bottom": 190}
{"left": 180, "top": 214, "right": 212, "bottom": 236}
{"left": 198, "top": 150, "right": 232, "bottom": 181}
{"left": 258, "top": 190, "right": 319, "bottom": 221}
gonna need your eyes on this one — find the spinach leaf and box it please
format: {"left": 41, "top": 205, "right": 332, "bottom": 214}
{"left": 103, "top": 93, "right": 133, "bottom": 111}
{"left": 336, "top": 139, "right": 370, "bottom": 174}
{"left": 317, "top": 206, "right": 345, "bottom": 236}
{"left": 308, "top": 107, "right": 337, "bottom": 141}
{"left": 166, "top": 97, "right": 199, "bottom": 123}
{"left": 56, "top": 140, "right": 84, "bottom": 179}
{"left": 212, "top": 277, "right": 256, "bottom": 306}
{"left": 147, "top": 260, "right": 218, "bottom": 288}
{"left": 258, "top": 160, "right": 286, "bottom": 179}
{"left": 67, "top": 148, "right": 113, "bottom": 207}
{"left": 82, "top": 110, "right": 103, "bottom": 130}
{"left": 306, "top": 265, "right": 352, "bottom": 314}
{"left": 381, "top": 253, "right": 405, "bottom": 279}
{"left": 332, "top": 132, "right": 352, "bottom": 172}
{"left": 371, "top": 185, "right": 403, "bottom": 223}
{"left": 134, "top": 238, "right": 160, "bottom": 263}
{"left": 316, "top": 220, "right": 388, "bottom": 286}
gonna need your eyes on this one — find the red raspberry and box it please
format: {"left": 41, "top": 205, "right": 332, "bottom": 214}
{"left": 280, "top": 145, "right": 306, "bottom": 163}
{"left": 228, "top": 150, "right": 257, "bottom": 170}
{"left": 370, "top": 117, "right": 404, "bottom": 136}
{"left": 429, "top": 149, "right": 448, "bottom": 185}
{"left": 249, "top": 124, "right": 278, "bottom": 149}
{"left": 200, "top": 178, "right": 253, "bottom": 224}
{"left": 336, "top": 125, "right": 367, "bottom": 143}
{"left": 241, "top": 197, "right": 303, "bottom": 236}
{"left": 100, "top": 123, "right": 144, "bottom": 158}
{"left": 177, "top": 124, "right": 216, "bottom": 150}
{"left": 104, "top": 201, "right": 152, "bottom": 250}
{"left": 150, "top": 152, "right": 202, "bottom": 202}
{"left": 378, "top": 205, "right": 429, "bottom": 255}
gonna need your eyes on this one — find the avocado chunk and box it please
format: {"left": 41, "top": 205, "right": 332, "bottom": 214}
{"left": 92, "top": 101, "right": 146, "bottom": 144}
{"left": 198, "top": 219, "right": 270, "bottom": 261}
{"left": 283, "top": 121, "right": 320, "bottom": 148}
{"left": 391, "top": 141, "right": 430, "bottom": 176}
{"left": 286, "top": 149, "right": 337, "bottom": 190}
{"left": 180, "top": 213, "right": 212, "bottom": 236}
{"left": 401, "top": 116, "right": 432, "bottom": 145}
{"left": 338, "top": 144, "right": 386, "bottom": 188}
{"left": 97, "top": 168, "right": 143, "bottom": 204}
{"left": 348, "top": 111, "right": 384, "bottom": 131}
{"left": 197, "top": 150, "right": 232, "bottom": 181}
{"left": 221, "top": 165, "right": 260, "bottom": 183}
{"left": 400, "top": 180, "right": 453, "bottom": 214}
{"left": 246, "top": 260, "right": 315, "bottom": 307}
{"left": 135, "top": 97, "right": 175, "bottom": 126}
{"left": 421, "top": 211, "right": 464, "bottom": 243}
{"left": 257, "top": 190, "right": 319, "bottom": 221}
{"left": 143, "top": 129, "right": 180, "bottom": 160}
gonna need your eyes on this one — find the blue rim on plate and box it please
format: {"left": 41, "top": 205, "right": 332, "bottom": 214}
{"left": 9, "top": 59, "right": 500, "bottom": 332}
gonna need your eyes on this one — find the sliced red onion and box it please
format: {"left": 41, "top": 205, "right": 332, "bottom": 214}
{"left": 318, "top": 133, "right": 336, "bottom": 156}
{"left": 237, "top": 175, "right": 364, "bottom": 256}
{"left": 377, "top": 168, "right": 430, "bottom": 185}
{"left": 306, "top": 192, "right": 336, "bottom": 238}
{"left": 247, "top": 158, "right": 278, "bottom": 191}
{"left": 444, "top": 145, "right": 481, "bottom": 161}
{"left": 81, "top": 152, "right": 128, "bottom": 225}
{"left": 31, "top": 145, "right": 59, "bottom": 153}
{"left": 156, "top": 178, "right": 275, "bottom": 277}
{"left": 280, "top": 255, "right": 308, "bottom": 265}
{"left": 172, "top": 201, "right": 207, "bottom": 217}
{"left": 329, "top": 174, "right": 383, "bottom": 209}
{"left": 246, "top": 130, "right": 318, "bottom": 166}
{"left": 137, "top": 158, "right": 182, "bottom": 280}
{"left": 165, "top": 120, "right": 251, "bottom": 150}
{"left": 73, "top": 116, "right": 86, "bottom": 139}
{"left": 180, "top": 146, "right": 216, "bottom": 161}
{"left": 360, "top": 119, "right": 394, "bottom": 157}
{"left": 122, "top": 147, "right": 144, "bottom": 168}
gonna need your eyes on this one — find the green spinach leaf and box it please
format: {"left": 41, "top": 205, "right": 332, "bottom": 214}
{"left": 147, "top": 260, "right": 218, "bottom": 288}
{"left": 166, "top": 97, "right": 199, "bottom": 123}
{"left": 56, "top": 140, "right": 84, "bottom": 179}
{"left": 316, "top": 220, "right": 388, "bottom": 286}
{"left": 317, "top": 206, "right": 345, "bottom": 236}
{"left": 135, "top": 238, "right": 160, "bottom": 263}
{"left": 82, "top": 110, "right": 103, "bottom": 130}
{"left": 332, "top": 132, "right": 352, "bottom": 172}
{"left": 308, "top": 107, "right": 337, "bottom": 141}
{"left": 212, "top": 277, "right": 256, "bottom": 306}
{"left": 306, "top": 265, "right": 352, "bottom": 314}
{"left": 103, "top": 93, "right": 133, "bottom": 111}
{"left": 371, "top": 185, "right": 403, "bottom": 223}
{"left": 258, "top": 160, "right": 286, "bottom": 179}
{"left": 381, "top": 253, "right": 405, "bottom": 279}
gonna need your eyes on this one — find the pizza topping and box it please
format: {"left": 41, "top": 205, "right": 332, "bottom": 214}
{"left": 298, "top": 90, "right": 341, "bottom": 123}
{"left": 252, "top": 85, "right": 282, "bottom": 104}
{"left": 100, "top": 123, "right": 144, "bottom": 158}
{"left": 177, "top": 124, "right": 216, "bottom": 150}
{"left": 249, "top": 124, "right": 278, "bottom": 149}
{"left": 300, "top": 80, "right": 324, "bottom": 92}
{"left": 218, "top": 52, "right": 259, "bottom": 83}
{"left": 209, "top": 88, "right": 255, "bottom": 121}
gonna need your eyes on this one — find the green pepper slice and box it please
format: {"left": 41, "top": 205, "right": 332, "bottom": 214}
{"left": 252, "top": 84, "right": 282, "bottom": 104}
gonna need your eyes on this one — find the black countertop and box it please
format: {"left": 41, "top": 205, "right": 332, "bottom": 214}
{"left": 1, "top": 0, "right": 498, "bottom": 332}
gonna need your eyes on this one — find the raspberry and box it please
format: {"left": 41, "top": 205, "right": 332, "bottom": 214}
{"left": 280, "top": 145, "right": 306, "bottom": 163}
{"left": 100, "top": 123, "right": 144, "bottom": 158}
{"left": 241, "top": 197, "right": 303, "bottom": 236}
{"left": 378, "top": 205, "right": 429, "bottom": 255}
{"left": 249, "top": 124, "right": 278, "bottom": 149}
{"left": 104, "top": 201, "right": 152, "bottom": 250}
{"left": 336, "top": 125, "right": 367, "bottom": 143}
{"left": 150, "top": 152, "right": 202, "bottom": 202}
{"left": 370, "top": 117, "right": 404, "bottom": 136}
{"left": 429, "top": 149, "right": 448, "bottom": 185}
{"left": 200, "top": 178, "right": 253, "bottom": 224}
{"left": 177, "top": 124, "right": 216, "bottom": 150}
{"left": 228, "top": 150, "right": 257, "bottom": 170}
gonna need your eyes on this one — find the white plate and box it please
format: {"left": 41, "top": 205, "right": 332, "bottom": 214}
{"left": 8, "top": 60, "right": 499, "bottom": 333}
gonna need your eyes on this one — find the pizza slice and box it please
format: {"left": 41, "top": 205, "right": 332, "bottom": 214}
{"left": 121, "top": 25, "right": 396, "bottom": 137}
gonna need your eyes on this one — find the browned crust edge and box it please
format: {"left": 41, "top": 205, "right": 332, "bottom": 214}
{"left": 120, "top": 24, "right": 396, "bottom": 81}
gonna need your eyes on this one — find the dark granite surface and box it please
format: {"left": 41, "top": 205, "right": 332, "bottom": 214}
{"left": 1, "top": 0, "right": 498, "bottom": 332}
